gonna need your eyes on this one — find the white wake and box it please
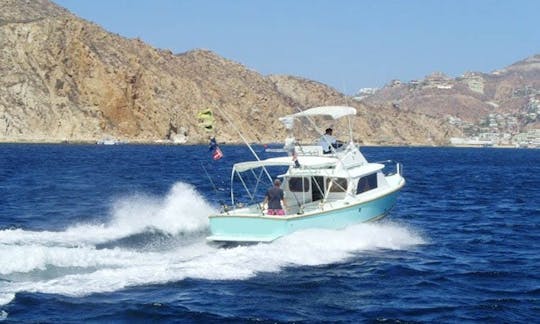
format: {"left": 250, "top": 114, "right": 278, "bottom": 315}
{"left": 0, "top": 182, "right": 212, "bottom": 246}
{"left": 0, "top": 182, "right": 424, "bottom": 307}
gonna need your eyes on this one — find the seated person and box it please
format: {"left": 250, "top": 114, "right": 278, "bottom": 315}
{"left": 318, "top": 128, "right": 342, "bottom": 154}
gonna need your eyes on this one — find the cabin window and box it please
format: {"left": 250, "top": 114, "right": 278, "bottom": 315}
{"left": 326, "top": 178, "right": 348, "bottom": 192}
{"left": 288, "top": 177, "right": 310, "bottom": 192}
{"left": 357, "top": 173, "right": 378, "bottom": 194}
{"left": 311, "top": 176, "right": 325, "bottom": 201}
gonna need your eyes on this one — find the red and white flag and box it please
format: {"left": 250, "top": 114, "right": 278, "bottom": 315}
{"left": 212, "top": 147, "right": 223, "bottom": 160}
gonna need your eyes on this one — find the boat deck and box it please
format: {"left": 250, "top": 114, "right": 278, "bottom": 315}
{"left": 215, "top": 174, "right": 404, "bottom": 220}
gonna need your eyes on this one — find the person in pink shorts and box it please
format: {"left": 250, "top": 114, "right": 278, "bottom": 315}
{"left": 263, "top": 179, "right": 287, "bottom": 216}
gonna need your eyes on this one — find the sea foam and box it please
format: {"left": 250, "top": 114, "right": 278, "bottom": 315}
{"left": 0, "top": 182, "right": 214, "bottom": 246}
{"left": 0, "top": 182, "right": 424, "bottom": 306}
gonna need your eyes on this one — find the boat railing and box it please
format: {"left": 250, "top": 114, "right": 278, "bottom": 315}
{"left": 295, "top": 145, "right": 323, "bottom": 156}
{"left": 374, "top": 160, "right": 403, "bottom": 176}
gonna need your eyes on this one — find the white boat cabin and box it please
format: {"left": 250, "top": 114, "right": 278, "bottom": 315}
{"left": 229, "top": 143, "right": 397, "bottom": 216}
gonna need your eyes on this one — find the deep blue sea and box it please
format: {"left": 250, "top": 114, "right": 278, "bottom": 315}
{"left": 0, "top": 144, "right": 539, "bottom": 323}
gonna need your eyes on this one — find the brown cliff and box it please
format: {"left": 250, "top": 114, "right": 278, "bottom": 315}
{"left": 0, "top": 0, "right": 461, "bottom": 145}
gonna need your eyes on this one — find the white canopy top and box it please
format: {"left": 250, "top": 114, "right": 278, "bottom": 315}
{"left": 279, "top": 106, "right": 357, "bottom": 129}
{"left": 233, "top": 156, "right": 383, "bottom": 179}
{"left": 281, "top": 106, "right": 356, "bottom": 121}
{"left": 233, "top": 156, "right": 337, "bottom": 173}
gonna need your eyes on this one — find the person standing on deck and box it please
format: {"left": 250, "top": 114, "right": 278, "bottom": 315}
{"left": 263, "top": 179, "right": 287, "bottom": 215}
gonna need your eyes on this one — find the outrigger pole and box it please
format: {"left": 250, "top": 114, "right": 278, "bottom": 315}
{"left": 213, "top": 105, "right": 273, "bottom": 184}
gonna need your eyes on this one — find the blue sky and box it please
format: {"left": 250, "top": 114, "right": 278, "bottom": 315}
{"left": 54, "top": 0, "right": 540, "bottom": 94}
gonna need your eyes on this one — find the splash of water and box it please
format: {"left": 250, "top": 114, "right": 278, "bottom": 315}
{"left": 0, "top": 182, "right": 215, "bottom": 246}
{"left": 0, "top": 309, "right": 8, "bottom": 321}
{"left": 0, "top": 182, "right": 424, "bottom": 306}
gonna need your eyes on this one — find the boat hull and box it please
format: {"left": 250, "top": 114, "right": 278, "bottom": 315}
{"left": 207, "top": 190, "right": 399, "bottom": 242}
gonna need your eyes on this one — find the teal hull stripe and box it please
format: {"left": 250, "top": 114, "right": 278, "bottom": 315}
{"left": 208, "top": 191, "right": 398, "bottom": 242}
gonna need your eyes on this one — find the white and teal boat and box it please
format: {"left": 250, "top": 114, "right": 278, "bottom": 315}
{"left": 207, "top": 106, "right": 405, "bottom": 242}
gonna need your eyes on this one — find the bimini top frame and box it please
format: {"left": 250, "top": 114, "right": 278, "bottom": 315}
{"left": 278, "top": 106, "right": 357, "bottom": 149}
{"left": 229, "top": 156, "right": 338, "bottom": 206}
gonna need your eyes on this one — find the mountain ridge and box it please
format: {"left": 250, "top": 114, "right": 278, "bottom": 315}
{"left": 362, "top": 53, "right": 540, "bottom": 136}
{"left": 6, "top": 0, "right": 535, "bottom": 145}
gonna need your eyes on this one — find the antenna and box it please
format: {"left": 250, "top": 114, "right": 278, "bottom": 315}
{"left": 341, "top": 79, "right": 352, "bottom": 108}
{"left": 341, "top": 80, "right": 355, "bottom": 143}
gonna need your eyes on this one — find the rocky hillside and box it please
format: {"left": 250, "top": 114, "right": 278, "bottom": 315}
{"left": 362, "top": 55, "right": 540, "bottom": 131}
{"left": 0, "top": 0, "right": 461, "bottom": 145}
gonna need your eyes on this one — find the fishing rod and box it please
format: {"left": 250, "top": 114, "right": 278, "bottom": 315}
{"left": 200, "top": 161, "right": 219, "bottom": 193}
{"left": 213, "top": 105, "right": 273, "bottom": 184}
{"left": 200, "top": 161, "right": 228, "bottom": 209}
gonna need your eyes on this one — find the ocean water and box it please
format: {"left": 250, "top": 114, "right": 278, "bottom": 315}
{"left": 0, "top": 144, "right": 538, "bottom": 323}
